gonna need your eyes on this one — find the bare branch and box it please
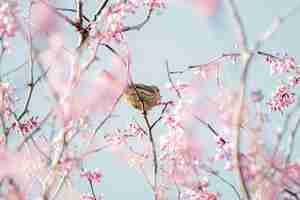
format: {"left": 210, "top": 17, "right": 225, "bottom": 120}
{"left": 55, "top": 7, "right": 90, "bottom": 22}
{"left": 122, "top": 9, "right": 153, "bottom": 32}
{"left": 225, "top": 0, "right": 248, "bottom": 50}
{"left": 285, "top": 115, "right": 300, "bottom": 164}
{"left": 93, "top": 0, "right": 110, "bottom": 21}
{"left": 75, "top": 0, "right": 84, "bottom": 26}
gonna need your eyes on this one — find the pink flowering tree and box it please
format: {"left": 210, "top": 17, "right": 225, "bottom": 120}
{"left": 1, "top": 0, "right": 300, "bottom": 199}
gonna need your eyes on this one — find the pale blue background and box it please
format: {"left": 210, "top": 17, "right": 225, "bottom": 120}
{"left": 2, "top": 0, "right": 300, "bottom": 199}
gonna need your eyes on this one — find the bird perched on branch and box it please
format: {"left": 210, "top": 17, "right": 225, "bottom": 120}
{"left": 123, "top": 83, "right": 161, "bottom": 111}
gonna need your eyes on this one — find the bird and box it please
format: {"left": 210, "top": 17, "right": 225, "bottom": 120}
{"left": 123, "top": 83, "right": 161, "bottom": 111}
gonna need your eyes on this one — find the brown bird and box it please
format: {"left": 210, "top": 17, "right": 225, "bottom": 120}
{"left": 123, "top": 83, "right": 161, "bottom": 111}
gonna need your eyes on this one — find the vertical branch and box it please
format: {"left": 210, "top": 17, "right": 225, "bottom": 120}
{"left": 128, "top": 83, "right": 159, "bottom": 198}
{"left": 225, "top": 0, "right": 248, "bottom": 50}
{"left": 225, "top": 2, "right": 300, "bottom": 199}
{"left": 166, "top": 60, "right": 181, "bottom": 98}
{"left": 285, "top": 116, "right": 300, "bottom": 164}
{"left": 0, "top": 113, "right": 7, "bottom": 145}
{"left": 18, "top": 29, "right": 35, "bottom": 121}
{"left": 75, "top": 0, "right": 83, "bottom": 26}
{"left": 225, "top": 0, "right": 251, "bottom": 199}
{"left": 143, "top": 111, "right": 159, "bottom": 198}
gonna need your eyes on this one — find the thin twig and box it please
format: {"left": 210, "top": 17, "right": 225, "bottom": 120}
{"left": 1, "top": 61, "right": 28, "bottom": 77}
{"left": 206, "top": 169, "right": 241, "bottom": 200}
{"left": 122, "top": 9, "right": 153, "bottom": 32}
{"left": 88, "top": 180, "right": 97, "bottom": 200}
{"left": 84, "top": 94, "right": 123, "bottom": 152}
{"left": 17, "top": 30, "right": 35, "bottom": 121}
{"left": 166, "top": 60, "right": 181, "bottom": 98}
{"left": 285, "top": 116, "right": 300, "bottom": 164}
{"left": 188, "top": 53, "right": 240, "bottom": 69}
{"left": 193, "top": 115, "right": 227, "bottom": 143}
{"left": 273, "top": 102, "right": 300, "bottom": 158}
{"left": 150, "top": 101, "right": 171, "bottom": 130}
{"left": 225, "top": 0, "right": 248, "bottom": 50}
{"left": 100, "top": 43, "right": 128, "bottom": 67}
{"left": 93, "top": 0, "right": 110, "bottom": 21}
{"left": 50, "top": 172, "right": 69, "bottom": 200}
{"left": 55, "top": 7, "right": 90, "bottom": 22}
{"left": 283, "top": 188, "right": 300, "bottom": 200}
{"left": 94, "top": 94, "right": 122, "bottom": 135}
{"left": 17, "top": 110, "right": 53, "bottom": 151}
{"left": 39, "top": 0, "right": 78, "bottom": 28}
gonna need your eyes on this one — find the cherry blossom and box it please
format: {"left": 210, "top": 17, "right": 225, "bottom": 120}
{"left": 80, "top": 168, "right": 103, "bottom": 183}
{"left": 267, "top": 84, "right": 296, "bottom": 112}
{"left": 165, "top": 81, "right": 192, "bottom": 93}
{"left": 288, "top": 73, "right": 300, "bottom": 87}
{"left": 0, "top": 1, "right": 18, "bottom": 38}
{"left": 264, "top": 53, "right": 297, "bottom": 75}
{"left": 80, "top": 194, "right": 97, "bottom": 200}
{"left": 0, "top": 81, "right": 11, "bottom": 113}
{"left": 0, "top": 0, "right": 300, "bottom": 200}
{"left": 182, "top": 188, "right": 218, "bottom": 200}
{"left": 144, "top": 0, "right": 166, "bottom": 10}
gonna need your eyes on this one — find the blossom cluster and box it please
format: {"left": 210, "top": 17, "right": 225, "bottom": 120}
{"left": 267, "top": 84, "right": 296, "bottom": 112}
{"left": 80, "top": 168, "right": 103, "bottom": 183}
{"left": 211, "top": 135, "right": 234, "bottom": 171}
{"left": 0, "top": 81, "right": 12, "bottom": 114}
{"left": 90, "top": 0, "right": 166, "bottom": 43}
{"left": 1, "top": 0, "right": 300, "bottom": 199}
{"left": 0, "top": 1, "right": 18, "bottom": 38}
{"left": 264, "top": 53, "right": 297, "bottom": 75}
{"left": 263, "top": 53, "right": 300, "bottom": 112}
{"left": 11, "top": 116, "right": 39, "bottom": 135}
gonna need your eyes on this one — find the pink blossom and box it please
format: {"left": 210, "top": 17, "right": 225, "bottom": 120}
{"left": 165, "top": 81, "right": 192, "bottom": 93}
{"left": 0, "top": 148, "right": 45, "bottom": 199}
{"left": 10, "top": 116, "right": 39, "bottom": 135}
{"left": 281, "top": 162, "right": 300, "bottom": 186}
{"left": 192, "top": 63, "right": 219, "bottom": 80}
{"left": 264, "top": 54, "right": 297, "bottom": 75}
{"left": 124, "top": 151, "right": 148, "bottom": 167}
{"left": 103, "top": 11, "right": 125, "bottom": 42}
{"left": 250, "top": 89, "right": 264, "bottom": 103}
{"left": 0, "top": 2, "right": 18, "bottom": 38}
{"left": 144, "top": 0, "right": 166, "bottom": 10}
{"left": 128, "top": 123, "right": 145, "bottom": 138}
{"left": 288, "top": 73, "right": 300, "bottom": 87}
{"left": 57, "top": 152, "right": 78, "bottom": 173}
{"left": 188, "top": 178, "right": 210, "bottom": 190}
{"left": 104, "top": 132, "right": 128, "bottom": 147}
{"left": 160, "top": 131, "right": 202, "bottom": 184}
{"left": 80, "top": 194, "right": 97, "bottom": 200}
{"left": 110, "top": 0, "right": 139, "bottom": 16}
{"left": 80, "top": 168, "right": 102, "bottom": 183}
{"left": 162, "top": 113, "right": 182, "bottom": 129}
{"left": 213, "top": 152, "right": 224, "bottom": 161}
{"left": 54, "top": 66, "right": 126, "bottom": 126}
{"left": 0, "top": 81, "right": 11, "bottom": 113}
{"left": 182, "top": 188, "right": 217, "bottom": 200}
{"left": 267, "top": 84, "right": 296, "bottom": 112}
{"left": 213, "top": 135, "right": 226, "bottom": 146}
{"left": 224, "top": 161, "right": 233, "bottom": 171}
